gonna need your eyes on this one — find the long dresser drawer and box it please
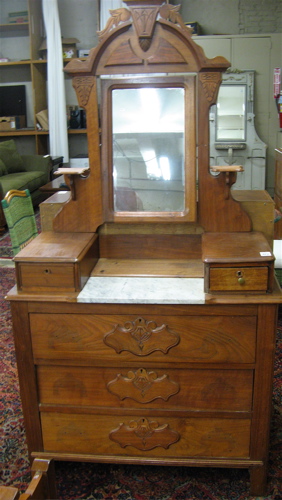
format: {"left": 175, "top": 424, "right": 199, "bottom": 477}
{"left": 37, "top": 365, "right": 253, "bottom": 411}
{"left": 30, "top": 313, "right": 256, "bottom": 364}
{"left": 40, "top": 412, "right": 251, "bottom": 458}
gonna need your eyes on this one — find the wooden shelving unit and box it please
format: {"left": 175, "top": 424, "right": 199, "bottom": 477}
{"left": 0, "top": 1, "right": 47, "bottom": 154}
{"left": 0, "top": 1, "right": 87, "bottom": 156}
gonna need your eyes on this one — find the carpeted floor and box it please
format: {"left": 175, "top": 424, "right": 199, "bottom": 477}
{"left": 0, "top": 230, "right": 14, "bottom": 259}
{"left": 0, "top": 266, "right": 281, "bottom": 500}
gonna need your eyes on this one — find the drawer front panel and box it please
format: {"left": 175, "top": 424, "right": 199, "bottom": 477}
{"left": 209, "top": 267, "right": 269, "bottom": 291}
{"left": 37, "top": 366, "right": 253, "bottom": 411}
{"left": 30, "top": 313, "right": 256, "bottom": 364}
{"left": 41, "top": 413, "right": 251, "bottom": 458}
{"left": 18, "top": 263, "right": 75, "bottom": 291}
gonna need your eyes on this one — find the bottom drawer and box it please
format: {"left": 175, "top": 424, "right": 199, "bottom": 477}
{"left": 41, "top": 413, "right": 250, "bottom": 458}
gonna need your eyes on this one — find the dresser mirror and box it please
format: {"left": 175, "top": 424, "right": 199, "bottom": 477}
{"left": 102, "top": 75, "right": 196, "bottom": 221}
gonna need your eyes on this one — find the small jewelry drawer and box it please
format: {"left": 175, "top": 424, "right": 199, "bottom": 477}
{"left": 17, "top": 263, "right": 77, "bottom": 292}
{"left": 208, "top": 266, "right": 269, "bottom": 292}
{"left": 14, "top": 231, "right": 98, "bottom": 292}
{"left": 202, "top": 232, "right": 274, "bottom": 294}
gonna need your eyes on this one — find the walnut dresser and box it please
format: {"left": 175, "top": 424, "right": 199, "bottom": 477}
{"left": 7, "top": 1, "right": 281, "bottom": 497}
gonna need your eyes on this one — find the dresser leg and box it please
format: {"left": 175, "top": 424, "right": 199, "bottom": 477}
{"left": 249, "top": 465, "right": 267, "bottom": 496}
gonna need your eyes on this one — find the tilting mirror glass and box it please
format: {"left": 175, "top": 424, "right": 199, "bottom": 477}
{"left": 112, "top": 86, "right": 185, "bottom": 212}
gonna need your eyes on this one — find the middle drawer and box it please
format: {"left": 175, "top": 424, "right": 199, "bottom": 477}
{"left": 37, "top": 366, "right": 253, "bottom": 411}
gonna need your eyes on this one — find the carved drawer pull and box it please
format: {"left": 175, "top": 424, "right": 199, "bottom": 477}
{"left": 109, "top": 417, "right": 180, "bottom": 451}
{"left": 107, "top": 368, "right": 180, "bottom": 403}
{"left": 104, "top": 317, "right": 180, "bottom": 356}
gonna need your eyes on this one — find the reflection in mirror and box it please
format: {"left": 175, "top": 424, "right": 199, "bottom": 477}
{"left": 216, "top": 84, "right": 246, "bottom": 141}
{"left": 112, "top": 87, "right": 185, "bottom": 212}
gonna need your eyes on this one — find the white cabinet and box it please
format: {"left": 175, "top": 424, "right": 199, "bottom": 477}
{"left": 209, "top": 71, "right": 267, "bottom": 190}
{"left": 194, "top": 34, "right": 282, "bottom": 194}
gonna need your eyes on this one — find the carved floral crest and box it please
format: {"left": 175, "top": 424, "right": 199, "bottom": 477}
{"left": 107, "top": 367, "right": 179, "bottom": 403}
{"left": 73, "top": 76, "right": 95, "bottom": 107}
{"left": 98, "top": 2, "right": 190, "bottom": 45}
{"left": 199, "top": 72, "right": 221, "bottom": 103}
{"left": 109, "top": 417, "right": 180, "bottom": 450}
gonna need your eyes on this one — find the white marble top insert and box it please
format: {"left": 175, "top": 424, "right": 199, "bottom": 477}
{"left": 77, "top": 277, "right": 205, "bottom": 304}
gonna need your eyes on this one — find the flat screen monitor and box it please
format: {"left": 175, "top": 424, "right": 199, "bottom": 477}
{"left": 0, "top": 85, "right": 26, "bottom": 125}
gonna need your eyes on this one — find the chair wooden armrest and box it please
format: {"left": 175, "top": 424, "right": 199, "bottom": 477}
{"left": 19, "top": 459, "right": 56, "bottom": 500}
{"left": 0, "top": 459, "right": 56, "bottom": 500}
{"left": 0, "top": 486, "right": 19, "bottom": 500}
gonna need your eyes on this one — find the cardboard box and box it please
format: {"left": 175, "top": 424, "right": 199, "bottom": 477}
{"left": 39, "top": 38, "right": 80, "bottom": 60}
{"left": 8, "top": 11, "right": 28, "bottom": 23}
{"left": 0, "top": 116, "right": 26, "bottom": 131}
{"left": 36, "top": 109, "right": 49, "bottom": 130}
{"left": 78, "top": 49, "right": 90, "bottom": 58}
{"left": 185, "top": 22, "right": 201, "bottom": 35}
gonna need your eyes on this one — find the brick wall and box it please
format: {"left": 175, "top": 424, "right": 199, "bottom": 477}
{"left": 239, "top": 0, "right": 282, "bottom": 34}
{"left": 179, "top": 0, "right": 281, "bottom": 35}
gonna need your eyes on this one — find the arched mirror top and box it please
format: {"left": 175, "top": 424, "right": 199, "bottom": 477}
{"left": 66, "top": 1, "right": 229, "bottom": 77}
{"left": 59, "top": 1, "right": 251, "bottom": 234}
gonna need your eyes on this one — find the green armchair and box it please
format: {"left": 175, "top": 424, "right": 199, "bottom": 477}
{"left": 0, "top": 140, "right": 52, "bottom": 233}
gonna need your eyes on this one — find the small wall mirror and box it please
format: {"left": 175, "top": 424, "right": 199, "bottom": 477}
{"left": 216, "top": 84, "right": 246, "bottom": 142}
{"left": 209, "top": 71, "right": 266, "bottom": 190}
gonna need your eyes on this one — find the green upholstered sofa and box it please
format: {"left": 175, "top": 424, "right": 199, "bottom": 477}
{"left": 0, "top": 139, "right": 52, "bottom": 233}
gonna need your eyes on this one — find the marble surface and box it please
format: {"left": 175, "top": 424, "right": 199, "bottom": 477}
{"left": 77, "top": 277, "right": 205, "bottom": 304}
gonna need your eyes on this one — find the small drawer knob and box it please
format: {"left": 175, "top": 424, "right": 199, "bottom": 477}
{"left": 236, "top": 270, "right": 245, "bottom": 285}
{"left": 44, "top": 269, "right": 52, "bottom": 274}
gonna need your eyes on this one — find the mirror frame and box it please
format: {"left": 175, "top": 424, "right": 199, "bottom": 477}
{"left": 101, "top": 75, "right": 197, "bottom": 223}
